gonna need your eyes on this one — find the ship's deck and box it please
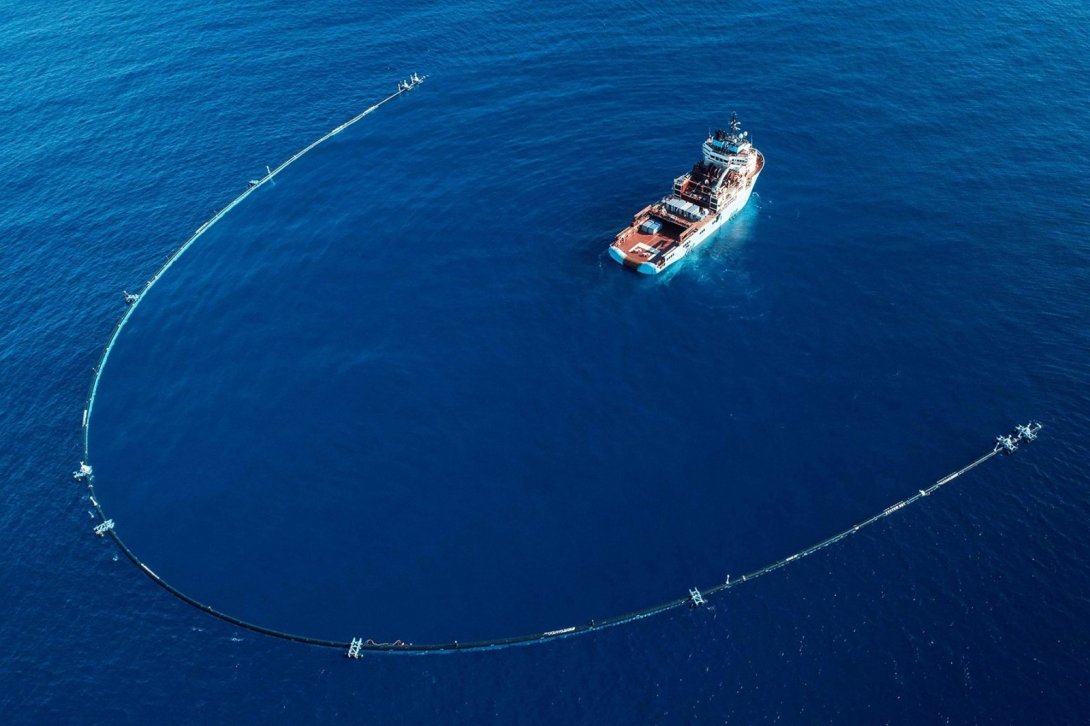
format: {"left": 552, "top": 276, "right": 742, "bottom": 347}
{"left": 613, "top": 213, "right": 687, "bottom": 262}
{"left": 612, "top": 150, "right": 763, "bottom": 272}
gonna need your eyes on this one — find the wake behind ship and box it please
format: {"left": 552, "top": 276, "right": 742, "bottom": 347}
{"left": 610, "top": 113, "right": 763, "bottom": 274}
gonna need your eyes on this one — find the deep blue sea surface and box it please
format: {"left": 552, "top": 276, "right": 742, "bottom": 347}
{"left": 3, "top": 0, "right": 1089, "bottom": 722}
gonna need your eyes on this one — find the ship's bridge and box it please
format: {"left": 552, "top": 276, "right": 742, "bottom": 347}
{"left": 702, "top": 136, "right": 752, "bottom": 169}
{"left": 703, "top": 113, "right": 754, "bottom": 169}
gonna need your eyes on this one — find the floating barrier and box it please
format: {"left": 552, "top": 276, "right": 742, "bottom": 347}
{"left": 74, "top": 74, "right": 1044, "bottom": 658}
{"left": 80, "top": 74, "right": 426, "bottom": 457}
{"left": 77, "top": 421, "right": 1042, "bottom": 657}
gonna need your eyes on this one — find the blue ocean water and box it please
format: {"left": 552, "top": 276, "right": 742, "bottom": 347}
{"left": 3, "top": 0, "right": 1089, "bottom": 721}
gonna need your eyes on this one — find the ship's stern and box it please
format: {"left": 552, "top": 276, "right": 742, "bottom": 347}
{"left": 609, "top": 244, "right": 662, "bottom": 274}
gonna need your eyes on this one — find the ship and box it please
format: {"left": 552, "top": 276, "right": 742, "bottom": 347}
{"left": 609, "top": 113, "right": 763, "bottom": 274}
